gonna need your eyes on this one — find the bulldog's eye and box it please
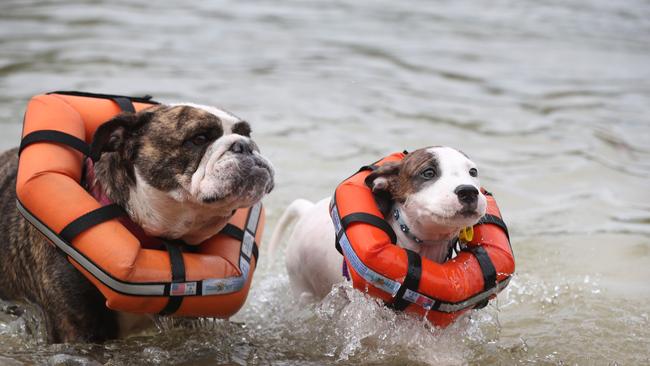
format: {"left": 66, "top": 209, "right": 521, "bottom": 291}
{"left": 469, "top": 168, "right": 478, "bottom": 177}
{"left": 189, "top": 134, "right": 209, "bottom": 146}
{"left": 421, "top": 168, "right": 436, "bottom": 179}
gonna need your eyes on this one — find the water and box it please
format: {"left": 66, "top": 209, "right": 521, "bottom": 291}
{"left": 1, "top": 0, "right": 649, "bottom": 364}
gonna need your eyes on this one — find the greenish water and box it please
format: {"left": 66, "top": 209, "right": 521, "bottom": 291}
{"left": 1, "top": 0, "right": 649, "bottom": 364}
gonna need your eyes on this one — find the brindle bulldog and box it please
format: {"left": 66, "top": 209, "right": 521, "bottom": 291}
{"left": 0, "top": 103, "right": 274, "bottom": 343}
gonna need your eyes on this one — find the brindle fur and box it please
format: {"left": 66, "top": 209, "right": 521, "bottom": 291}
{"left": 91, "top": 105, "right": 226, "bottom": 206}
{"left": 0, "top": 148, "right": 118, "bottom": 343}
{"left": 0, "top": 104, "right": 273, "bottom": 343}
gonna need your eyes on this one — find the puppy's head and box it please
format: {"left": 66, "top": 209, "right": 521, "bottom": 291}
{"left": 90, "top": 103, "right": 274, "bottom": 242}
{"left": 365, "top": 146, "right": 486, "bottom": 232}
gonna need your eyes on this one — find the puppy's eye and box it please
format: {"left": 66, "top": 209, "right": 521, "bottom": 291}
{"left": 469, "top": 168, "right": 478, "bottom": 177}
{"left": 189, "top": 134, "right": 209, "bottom": 146}
{"left": 421, "top": 168, "right": 436, "bottom": 179}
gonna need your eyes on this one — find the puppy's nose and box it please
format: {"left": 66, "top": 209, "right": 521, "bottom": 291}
{"left": 455, "top": 185, "right": 479, "bottom": 204}
{"left": 229, "top": 140, "right": 253, "bottom": 154}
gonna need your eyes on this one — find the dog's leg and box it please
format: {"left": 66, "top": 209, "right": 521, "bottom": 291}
{"left": 0, "top": 220, "right": 119, "bottom": 344}
{"left": 34, "top": 238, "right": 119, "bottom": 343}
{"left": 0, "top": 149, "right": 119, "bottom": 343}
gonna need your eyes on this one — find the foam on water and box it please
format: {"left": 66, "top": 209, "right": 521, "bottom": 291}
{"left": 1, "top": 260, "right": 649, "bottom": 365}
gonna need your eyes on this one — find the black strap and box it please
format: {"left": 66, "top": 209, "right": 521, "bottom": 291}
{"left": 477, "top": 214, "right": 510, "bottom": 241}
{"left": 159, "top": 242, "right": 186, "bottom": 315}
{"left": 341, "top": 212, "right": 397, "bottom": 244}
{"left": 59, "top": 204, "right": 126, "bottom": 242}
{"left": 219, "top": 223, "right": 259, "bottom": 264}
{"left": 468, "top": 246, "right": 497, "bottom": 309}
{"left": 357, "top": 164, "right": 378, "bottom": 172}
{"left": 335, "top": 212, "right": 398, "bottom": 255}
{"left": 389, "top": 249, "right": 422, "bottom": 311}
{"left": 165, "top": 242, "right": 186, "bottom": 283}
{"left": 19, "top": 130, "right": 90, "bottom": 157}
{"left": 111, "top": 97, "right": 135, "bottom": 113}
{"left": 47, "top": 91, "right": 159, "bottom": 105}
{"left": 335, "top": 229, "right": 345, "bottom": 255}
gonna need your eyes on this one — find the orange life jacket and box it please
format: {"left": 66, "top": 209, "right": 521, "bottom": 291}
{"left": 330, "top": 152, "right": 515, "bottom": 326}
{"left": 16, "top": 91, "right": 264, "bottom": 317}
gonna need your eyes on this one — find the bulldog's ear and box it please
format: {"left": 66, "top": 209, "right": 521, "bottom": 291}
{"left": 364, "top": 162, "right": 401, "bottom": 193}
{"left": 91, "top": 111, "right": 152, "bottom": 161}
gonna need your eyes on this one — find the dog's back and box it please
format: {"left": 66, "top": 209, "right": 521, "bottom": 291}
{"left": 0, "top": 148, "right": 32, "bottom": 299}
{"left": 0, "top": 148, "right": 119, "bottom": 343}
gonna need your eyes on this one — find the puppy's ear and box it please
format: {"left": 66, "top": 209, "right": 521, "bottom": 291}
{"left": 91, "top": 111, "right": 152, "bottom": 161}
{"left": 364, "top": 162, "right": 401, "bottom": 193}
{"left": 364, "top": 162, "right": 401, "bottom": 217}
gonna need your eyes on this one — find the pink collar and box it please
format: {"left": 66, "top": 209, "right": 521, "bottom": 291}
{"left": 84, "top": 159, "right": 163, "bottom": 247}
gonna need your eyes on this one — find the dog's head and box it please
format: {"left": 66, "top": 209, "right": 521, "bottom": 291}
{"left": 90, "top": 103, "right": 274, "bottom": 243}
{"left": 365, "top": 146, "right": 486, "bottom": 235}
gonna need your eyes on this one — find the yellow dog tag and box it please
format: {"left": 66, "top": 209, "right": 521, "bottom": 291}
{"left": 459, "top": 226, "right": 473, "bottom": 243}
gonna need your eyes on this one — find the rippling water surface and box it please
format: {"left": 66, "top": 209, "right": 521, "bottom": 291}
{"left": 1, "top": 0, "right": 649, "bottom": 365}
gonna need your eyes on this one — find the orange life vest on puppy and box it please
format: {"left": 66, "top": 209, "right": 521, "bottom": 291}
{"left": 16, "top": 91, "right": 264, "bottom": 317}
{"left": 330, "top": 152, "right": 514, "bottom": 327}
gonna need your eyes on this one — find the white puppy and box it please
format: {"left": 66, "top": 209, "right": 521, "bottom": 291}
{"left": 269, "top": 146, "right": 487, "bottom": 301}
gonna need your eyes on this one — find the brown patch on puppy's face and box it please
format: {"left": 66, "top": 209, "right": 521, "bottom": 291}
{"left": 366, "top": 150, "right": 440, "bottom": 203}
{"left": 365, "top": 146, "right": 486, "bottom": 229}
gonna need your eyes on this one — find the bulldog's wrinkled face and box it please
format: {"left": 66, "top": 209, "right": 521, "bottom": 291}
{"left": 365, "top": 146, "right": 486, "bottom": 237}
{"left": 90, "top": 103, "right": 274, "bottom": 244}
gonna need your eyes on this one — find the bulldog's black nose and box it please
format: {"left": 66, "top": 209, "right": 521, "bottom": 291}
{"left": 229, "top": 139, "right": 253, "bottom": 154}
{"left": 455, "top": 185, "right": 478, "bottom": 204}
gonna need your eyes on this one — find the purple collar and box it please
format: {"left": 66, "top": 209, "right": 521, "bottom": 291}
{"left": 342, "top": 259, "right": 350, "bottom": 281}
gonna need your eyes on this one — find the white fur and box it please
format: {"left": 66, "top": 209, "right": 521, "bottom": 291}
{"left": 171, "top": 102, "right": 242, "bottom": 131}
{"left": 128, "top": 169, "right": 233, "bottom": 244}
{"left": 175, "top": 102, "right": 274, "bottom": 205}
{"left": 280, "top": 198, "right": 344, "bottom": 300}
{"left": 270, "top": 147, "right": 486, "bottom": 300}
{"left": 190, "top": 134, "right": 259, "bottom": 203}
{"left": 396, "top": 147, "right": 487, "bottom": 253}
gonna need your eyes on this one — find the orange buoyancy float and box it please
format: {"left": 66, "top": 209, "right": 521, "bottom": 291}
{"left": 330, "top": 152, "right": 515, "bottom": 327}
{"left": 16, "top": 91, "right": 264, "bottom": 317}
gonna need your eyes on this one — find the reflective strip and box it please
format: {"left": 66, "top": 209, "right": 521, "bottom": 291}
{"left": 246, "top": 203, "right": 262, "bottom": 233}
{"left": 17, "top": 199, "right": 262, "bottom": 297}
{"left": 436, "top": 277, "right": 511, "bottom": 312}
{"left": 242, "top": 231, "right": 255, "bottom": 259}
{"left": 398, "top": 276, "right": 511, "bottom": 312}
{"left": 170, "top": 282, "right": 197, "bottom": 296}
{"left": 17, "top": 200, "right": 166, "bottom": 296}
{"left": 202, "top": 276, "right": 246, "bottom": 295}
{"left": 331, "top": 204, "right": 401, "bottom": 296}
{"left": 193, "top": 202, "right": 262, "bottom": 296}
{"left": 403, "top": 288, "right": 435, "bottom": 310}
{"left": 331, "top": 203, "right": 512, "bottom": 313}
